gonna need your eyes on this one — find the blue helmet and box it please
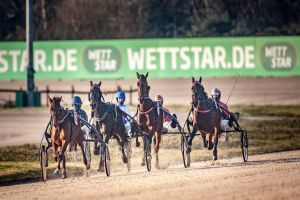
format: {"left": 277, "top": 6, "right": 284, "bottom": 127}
{"left": 72, "top": 96, "right": 82, "bottom": 106}
{"left": 116, "top": 91, "right": 125, "bottom": 99}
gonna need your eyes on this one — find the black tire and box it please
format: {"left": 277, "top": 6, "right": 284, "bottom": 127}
{"left": 144, "top": 137, "right": 151, "bottom": 172}
{"left": 39, "top": 145, "right": 47, "bottom": 182}
{"left": 181, "top": 135, "right": 191, "bottom": 168}
{"left": 83, "top": 140, "right": 91, "bottom": 165}
{"left": 104, "top": 144, "right": 111, "bottom": 176}
{"left": 241, "top": 130, "right": 248, "bottom": 162}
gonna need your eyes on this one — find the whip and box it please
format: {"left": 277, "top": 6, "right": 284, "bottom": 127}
{"left": 226, "top": 73, "right": 240, "bottom": 105}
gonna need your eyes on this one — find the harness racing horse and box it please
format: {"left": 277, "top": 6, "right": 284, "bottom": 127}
{"left": 136, "top": 72, "right": 164, "bottom": 169}
{"left": 48, "top": 96, "right": 90, "bottom": 179}
{"left": 187, "top": 77, "right": 222, "bottom": 161}
{"left": 88, "top": 81, "right": 131, "bottom": 172}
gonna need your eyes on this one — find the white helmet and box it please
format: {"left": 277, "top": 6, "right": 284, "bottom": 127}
{"left": 211, "top": 88, "right": 221, "bottom": 101}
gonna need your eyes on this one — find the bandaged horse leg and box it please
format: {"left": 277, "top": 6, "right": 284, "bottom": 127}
{"left": 154, "top": 132, "right": 161, "bottom": 169}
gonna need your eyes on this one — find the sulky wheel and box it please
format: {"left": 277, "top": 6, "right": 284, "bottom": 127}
{"left": 241, "top": 130, "right": 248, "bottom": 162}
{"left": 39, "top": 145, "right": 48, "bottom": 182}
{"left": 104, "top": 144, "right": 111, "bottom": 176}
{"left": 144, "top": 136, "right": 152, "bottom": 172}
{"left": 181, "top": 134, "right": 191, "bottom": 168}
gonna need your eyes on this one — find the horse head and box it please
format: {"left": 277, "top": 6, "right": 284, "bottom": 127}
{"left": 191, "top": 76, "right": 207, "bottom": 103}
{"left": 88, "top": 81, "right": 103, "bottom": 105}
{"left": 48, "top": 96, "right": 62, "bottom": 127}
{"left": 136, "top": 72, "right": 150, "bottom": 102}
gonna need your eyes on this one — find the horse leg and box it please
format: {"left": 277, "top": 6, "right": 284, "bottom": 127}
{"left": 141, "top": 136, "right": 146, "bottom": 166}
{"left": 60, "top": 139, "right": 68, "bottom": 179}
{"left": 213, "top": 127, "right": 220, "bottom": 161}
{"left": 187, "top": 127, "right": 197, "bottom": 152}
{"left": 201, "top": 132, "right": 207, "bottom": 148}
{"left": 98, "top": 134, "right": 109, "bottom": 172}
{"left": 154, "top": 132, "right": 161, "bottom": 169}
{"left": 208, "top": 132, "right": 214, "bottom": 150}
{"left": 52, "top": 141, "right": 59, "bottom": 162}
{"left": 78, "top": 139, "right": 90, "bottom": 170}
{"left": 116, "top": 136, "right": 128, "bottom": 164}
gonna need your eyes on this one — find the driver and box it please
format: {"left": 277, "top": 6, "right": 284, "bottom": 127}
{"left": 116, "top": 90, "right": 132, "bottom": 141}
{"left": 211, "top": 88, "right": 232, "bottom": 130}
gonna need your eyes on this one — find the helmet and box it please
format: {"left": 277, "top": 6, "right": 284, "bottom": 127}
{"left": 211, "top": 88, "right": 221, "bottom": 101}
{"left": 72, "top": 96, "right": 82, "bottom": 106}
{"left": 154, "top": 95, "right": 163, "bottom": 102}
{"left": 116, "top": 91, "right": 125, "bottom": 99}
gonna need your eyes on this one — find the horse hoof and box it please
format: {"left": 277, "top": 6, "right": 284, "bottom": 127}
{"left": 93, "top": 149, "right": 100, "bottom": 156}
{"left": 123, "top": 157, "right": 128, "bottom": 164}
{"left": 208, "top": 143, "right": 214, "bottom": 150}
{"left": 155, "top": 163, "right": 160, "bottom": 169}
{"left": 186, "top": 145, "right": 192, "bottom": 153}
{"left": 141, "top": 161, "right": 145, "bottom": 166}
{"left": 62, "top": 173, "right": 67, "bottom": 179}
{"left": 213, "top": 155, "right": 218, "bottom": 161}
{"left": 203, "top": 140, "right": 208, "bottom": 148}
{"left": 86, "top": 163, "right": 91, "bottom": 170}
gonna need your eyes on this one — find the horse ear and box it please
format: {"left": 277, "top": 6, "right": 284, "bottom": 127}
{"left": 136, "top": 72, "right": 140, "bottom": 78}
{"left": 59, "top": 96, "right": 62, "bottom": 102}
{"left": 48, "top": 96, "right": 53, "bottom": 104}
{"left": 90, "top": 81, "right": 93, "bottom": 86}
{"left": 98, "top": 81, "right": 101, "bottom": 87}
{"left": 199, "top": 77, "right": 202, "bottom": 83}
{"left": 192, "top": 77, "right": 195, "bottom": 83}
{"left": 148, "top": 86, "right": 150, "bottom": 90}
{"left": 145, "top": 72, "right": 149, "bottom": 78}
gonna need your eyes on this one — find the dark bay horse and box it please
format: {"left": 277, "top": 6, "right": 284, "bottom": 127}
{"left": 187, "top": 77, "right": 222, "bottom": 161}
{"left": 88, "top": 81, "right": 130, "bottom": 171}
{"left": 136, "top": 72, "right": 164, "bottom": 169}
{"left": 48, "top": 96, "right": 90, "bottom": 179}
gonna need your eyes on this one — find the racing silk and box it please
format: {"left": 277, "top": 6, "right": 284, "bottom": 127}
{"left": 74, "top": 108, "right": 88, "bottom": 122}
{"left": 218, "top": 101, "right": 230, "bottom": 119}
{"left": 117, "top": 103, "right": 132, "bottom": 124}
{"left": 162, "top": 107, "right": 172, "bottom": 123}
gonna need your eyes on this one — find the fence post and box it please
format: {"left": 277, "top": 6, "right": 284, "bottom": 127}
{"left": 129, "top": 86, "right": 133, "bottom": 105}
{"left": 46, "top": 85, "right": 49, "bottom": 107}
{"left": 71, "top": 85, "right": 75, "bottom": 98}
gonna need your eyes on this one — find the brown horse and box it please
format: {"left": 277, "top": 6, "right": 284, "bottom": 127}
{"left": 88, "top": 81, "right": 130, "bottom": 172}
{"left": 48, "top": 96, "right": 90, "bottom": 179}
{"left": 136, "top": 72, "right": 164, "bottom": 169}
{"left": 187, "top": 77, "right": 222, "bottom": 161}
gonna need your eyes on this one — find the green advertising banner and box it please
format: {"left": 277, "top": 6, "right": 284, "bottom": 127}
{"left": 0, "top": 36, "right": 299, "bottom": 80}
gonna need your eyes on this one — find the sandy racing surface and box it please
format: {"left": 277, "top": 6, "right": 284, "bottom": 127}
{"left": 0, "top": 77, "right": 300, "bottom": 199}
{"left": 1, "top": 150, "right": 300, "bottom": 200}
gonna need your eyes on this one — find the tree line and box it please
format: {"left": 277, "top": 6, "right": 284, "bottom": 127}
{"left": 0, "top": 0, "right": 299, "bottom": 41}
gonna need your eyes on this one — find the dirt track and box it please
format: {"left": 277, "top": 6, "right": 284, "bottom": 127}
{"left": 0, "top": 151, "right": 299, "bottom": 200}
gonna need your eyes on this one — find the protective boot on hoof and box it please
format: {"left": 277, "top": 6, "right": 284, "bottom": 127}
{"left": 141, "top": 157, "right": 145, "bottom": 166}
{"left": 62, "top": 169, "right": 67, "bottom": 179}
{"left": 122, "top": 155, "right": 128, "bottom": 164}
{"left": 208, "top": 142, "right": 214, "bottom": 150}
